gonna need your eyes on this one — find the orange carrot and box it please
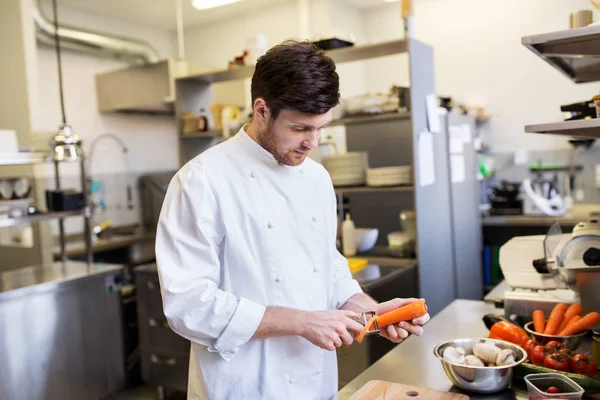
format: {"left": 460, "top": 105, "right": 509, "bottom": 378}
{"left": 558, "top": 315, "right": 582, "bottom": 335}
{"left": 557, "top": 304, "right": 583, "bottom": 333}
{"left": 559, "top": 312, "right": 600, "bottom": 336}
{"left": 377, "top": 301, "right": 428, "bottom": 328}
{"left": 544, "top": 303, "right": 568, "bottom": 335}
{"left": 533, "top": 310, "right": 546, "bottom": 333}
{"left": 356, "top": 301, "right": 428, "bottom": 343}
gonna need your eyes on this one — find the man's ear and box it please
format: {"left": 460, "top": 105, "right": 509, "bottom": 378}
{"left": 253, "top": 98, "right": 271, "bottom": 124}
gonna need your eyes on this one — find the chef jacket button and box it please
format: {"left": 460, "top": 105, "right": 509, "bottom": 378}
{"left": 312, "top": 216, "right": 317, "bottom": 222}
{"left": 313, "top": 266, "right": 320, "bottom": 273}
{"left": 250, "top": 172, "right": 256, "bottom": 178}
{"left": 288, "top": 377, "right": 295, "bottom": 384}
{"left": 300, "top": 169, "right": 304, "bottom": 174}
{"left": 316, "top": 370, "right": 322, "bottom": 375}
{"left": 275, "top": 275, "right": 283, "bottom": 282}
{"left": 268, "top": 222, "right": 273, "bottom": 229}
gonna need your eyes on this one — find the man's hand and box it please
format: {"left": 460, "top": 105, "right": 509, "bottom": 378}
{"left": 376, "top": 298, "right": 430, "bottom": 344}
{"left": 299, "top": 310, "right": 365, "bottom": 351}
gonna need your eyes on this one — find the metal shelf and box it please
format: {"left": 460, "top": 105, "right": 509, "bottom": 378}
{"left": 522, "top": 24, "right": 600, "bottom": 83}
{"left": 0, "top": 152, "right": 49, "bottom": 166}
{"left": 334, "top": 185, "right": 413, "bottom": 194}
{"left": 0, "top": 209, "right": 83, "bottom": 228}
{"left": 180, "top": 130, "right": 222, "bottom": 139}
{"left": 525, "top": 118, "right": 600, "bottom": 138}
{"left": 178, "top": 39, "right": 408, "bottom": 84}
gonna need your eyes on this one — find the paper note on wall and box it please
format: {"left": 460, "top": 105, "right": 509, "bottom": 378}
{"left": 460, "top": 124, "right": 472, "bottom": 143}
{"left": 425, "top": 94, "right": 441, "bottom": 133}
{"left": 418, "top": 131, "right": 435, "bottom": 187}
{"left": 450, "top": 154, "right": 466, "bottom": 183}
{"left": 449, "top": 126, "right": 465, "bottom": 154}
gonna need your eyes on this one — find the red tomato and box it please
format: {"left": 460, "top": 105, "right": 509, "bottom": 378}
{"left": 546, "top": 386, "right": 560, "bottom": 394}
{"left": 544, "top": 341, "right": 564, "bottom": 354}
{"left": 530, "top": 345, "right": 546, "bottom": 366}
{"left": 557, "top": 347, "right": 574, "bottom": 358}
{"left": 570, "top": 354, "right": 598, "bottom": 377}
{"left": 522, "top": 339, "right": 538, "bottom": 359}
{"left": 544, "top": 353, "right": 571, "bottom": 372}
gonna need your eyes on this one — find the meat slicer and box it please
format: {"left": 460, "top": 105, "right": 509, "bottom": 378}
{"left": 499, "top": 220, "right": 600, "bottom": 320}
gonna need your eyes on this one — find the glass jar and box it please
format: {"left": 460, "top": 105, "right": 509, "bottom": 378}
{"left": 593, "top": 329, "right": 600, "bottom": 367}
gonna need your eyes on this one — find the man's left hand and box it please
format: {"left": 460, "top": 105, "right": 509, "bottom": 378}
{"left": 376, "top": 298, "right": 430, "bottom": 344}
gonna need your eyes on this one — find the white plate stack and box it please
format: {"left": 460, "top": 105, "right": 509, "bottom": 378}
{"left": 322, "top": 152, "right": 368, "bottom": 187}
{"left": 366, "top": 166, "right": 412, "bottom": 187}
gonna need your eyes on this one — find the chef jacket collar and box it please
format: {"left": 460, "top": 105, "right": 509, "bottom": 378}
{"left": 237, "top": 125, "right": 304, "bottom": 170}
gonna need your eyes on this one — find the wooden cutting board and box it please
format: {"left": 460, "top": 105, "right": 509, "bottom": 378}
{"left": 348, "top": 380, "right": 469, "bottom": 400}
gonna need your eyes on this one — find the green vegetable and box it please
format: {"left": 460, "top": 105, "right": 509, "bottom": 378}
{"left": 515, "top": 362, "right": 600, "bottom": 394}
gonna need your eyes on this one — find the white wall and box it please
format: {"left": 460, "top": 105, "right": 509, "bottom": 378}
{"left": 33, "top": 4, "right": 178, "bottom": 232}
{"left": 363, "top": 0, "right": 599, "bottom": 152}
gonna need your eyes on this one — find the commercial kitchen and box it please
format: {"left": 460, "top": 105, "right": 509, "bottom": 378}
{"left": 1, "top": 0, "right": 600, "bottom": 399}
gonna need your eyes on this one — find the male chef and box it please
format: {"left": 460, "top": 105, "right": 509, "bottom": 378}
{"left": 155, "top": 40, "right": 430, "bottom": 400}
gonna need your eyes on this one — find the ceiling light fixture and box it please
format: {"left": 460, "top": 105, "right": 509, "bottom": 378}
{"left": 191, "top": 0, "right": 241, "bottom": 10}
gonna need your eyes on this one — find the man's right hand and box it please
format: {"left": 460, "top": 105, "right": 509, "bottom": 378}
{"left": 299, "top": 310, "right": 364, "bottom": 351}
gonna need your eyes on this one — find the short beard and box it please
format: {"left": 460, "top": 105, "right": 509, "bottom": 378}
{"left": 255, "top": 121, "right": 308, "bottom": 166}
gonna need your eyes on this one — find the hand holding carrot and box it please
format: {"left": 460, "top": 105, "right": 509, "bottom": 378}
{"left": 372, "top": 298, "right": 430, "bottom": 344}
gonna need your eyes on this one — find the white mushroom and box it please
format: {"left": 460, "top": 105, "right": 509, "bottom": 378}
{"left": 473, "top": 343, "right": 501, "bottom": 365}
{"left": 443, "top": 346, "right": 466, "bottom": 364}
{"left": 496, "top": 349, "right": 516, "bottom": 366}
{"left": 464, "top": 355, "right": 485, "bottom": 367}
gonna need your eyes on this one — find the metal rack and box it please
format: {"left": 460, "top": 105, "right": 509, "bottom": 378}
{"left": 523, "top": 25, "right": 600, "bottom": 139}
{"left": 0, "top": 155, "right": 93, "bottom": 264}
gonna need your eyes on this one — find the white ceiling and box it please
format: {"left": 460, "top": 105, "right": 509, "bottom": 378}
{"left": 48, "top": 0, "right": 392, "bottom": 30}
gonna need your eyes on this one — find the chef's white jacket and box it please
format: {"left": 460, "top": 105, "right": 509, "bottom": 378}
{"left": 155, "top": 126, "right": 363, "bottom": 400}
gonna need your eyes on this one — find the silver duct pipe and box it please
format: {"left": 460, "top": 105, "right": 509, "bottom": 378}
{"left": 33, "top": 0, "right": 160, "bottom": 64}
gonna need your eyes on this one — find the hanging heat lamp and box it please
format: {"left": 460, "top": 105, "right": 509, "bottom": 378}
{"left": 48, "top": 0, "right": 84, "bottom": 162}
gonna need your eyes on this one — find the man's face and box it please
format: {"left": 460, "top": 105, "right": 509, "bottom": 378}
{"left": 256, "top": 108, "right": 333, "bottom": 166}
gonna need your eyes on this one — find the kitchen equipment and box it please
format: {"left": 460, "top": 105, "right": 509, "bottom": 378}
{"left": 561, "top": 99, "right": 597, "bottom": 121}
{"left": 488, "top": 180, "right": 523, "bottom": 215}
{"left": 523, "top": 321, "right": 586, "bottom": 350}
{"left": 354, "top": 228, "right": 378, "bottom": 252}
{"left": 525, "top": 373, "right": 584, "bottom": 400}
{"left": 348, "top": 380, "right": 468, "bottom": 400}
{"left": 433, "top": 338, "right": 527, "bottom": 394}
{"left": 499, "top": 220, "right": 600, "bottom": 321}
{"left": 399, "top": 210, "right": 417, "bottom": 240}
{"left": 522, "top": 177, "right": 566, "bottom": 217}
{"left": 387, "top": 231, "right": 411, "bottom": 249}
{"left": 0, "top": 199, "right": 33, "bottom": 219}
{"left": 570, "top": 10, "right": 594, "bottom": 28}
{"left": 45, "top": 189, "right": 84, "bottom": 211}
{"left": 312, "top": 37, "right": 353, "bottom": 50}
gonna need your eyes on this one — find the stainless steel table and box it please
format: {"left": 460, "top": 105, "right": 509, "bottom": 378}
{"left": 334, "top": 299, "right": 528, "bottom": 400}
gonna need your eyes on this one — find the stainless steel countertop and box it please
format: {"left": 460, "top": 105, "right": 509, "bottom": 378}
{"left": 0, "top": 261, "right": 123, "bottom": 301}
{"left": 484, "top": 280, "right": 510, "bottom": 304}
{"left": 52, "top": 229, "right": 155, "bottom": 258}
{"left": 334, "top": 299, "right": 531, "bottom": 400}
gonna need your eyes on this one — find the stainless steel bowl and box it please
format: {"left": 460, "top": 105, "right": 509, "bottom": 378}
{"left": 433, "top": 338, "right": 527, "bottom": 394}
{"left": 523, "top": 321, "right": 586, "bottom": 350}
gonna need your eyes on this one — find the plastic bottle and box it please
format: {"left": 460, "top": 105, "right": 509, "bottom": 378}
{"left": 342, "top": 213, "right": 357, "bottom": 256}
{"left": 197, "top": 108, "right": 208, "bottom": 132}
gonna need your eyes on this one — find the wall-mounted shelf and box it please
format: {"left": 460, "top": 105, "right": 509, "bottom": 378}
{"left": 180, "top": 131, "right": 223, "bottom": 139}
{"left": 178, "top": 39, "right": 408, "bottom": 85}
{"left": 525, "top": 118, "right": 600, "bottom": 138}
{"left": 334, "top": 185, "right": 413, "bottom": 194}
{"left": 0, "top": 152, "right": 48, "bottom": 166}
{"left": 522, "top": 25, "right": 600, "bottom": 84}
{"left": 0, "top": 209, "right": 83, "bottom": 229}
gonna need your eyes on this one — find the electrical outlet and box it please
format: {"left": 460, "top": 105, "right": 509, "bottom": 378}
{"left": 596, "top": 164, "right": 600, "bottom": 189}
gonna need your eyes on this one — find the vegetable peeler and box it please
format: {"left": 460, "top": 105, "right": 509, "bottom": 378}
{"left": 358, "top": 310, "right": 380, "bottom": 336}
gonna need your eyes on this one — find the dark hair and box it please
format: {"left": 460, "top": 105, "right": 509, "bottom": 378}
{"left": 251, "top": 40, "right": 340, "bottom": 119}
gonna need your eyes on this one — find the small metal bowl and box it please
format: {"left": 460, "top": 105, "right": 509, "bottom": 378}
{"left": 433, "top": 338, "right": 527, "bottom": 394}
{"left": 523, "top": 321, "right": 586, "bottom": 350}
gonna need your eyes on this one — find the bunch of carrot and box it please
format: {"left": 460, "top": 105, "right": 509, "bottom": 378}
{"left": 532, "top": 303, "right": 600, "bottom": 336}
